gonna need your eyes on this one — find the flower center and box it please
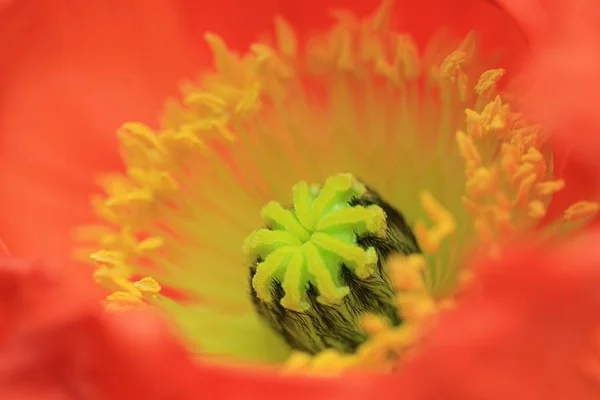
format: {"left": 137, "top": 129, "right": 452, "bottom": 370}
{"left": 76, "top": 1, "right": 598, "bottom": 372}
{"left": 245, "top": 173, "right": 419, "bottom": 353}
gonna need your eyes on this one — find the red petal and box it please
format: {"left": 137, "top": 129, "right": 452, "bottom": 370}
{"left": 0, "top": 0, "right": 202, "bottom": 261}
{"left": 185, "top": 362, "right": 388, "bottom": 400}
{"left": 0, "top": 239, "right": 9, "bottom": 256}
{"left": 395, "top": 231, "right": 600, "bottom": 399}
{"left": 497, "top": 0, "right": 600, "bottom": 203}
{"left": 0, "top": 258, "right": 101, "bottom": 342}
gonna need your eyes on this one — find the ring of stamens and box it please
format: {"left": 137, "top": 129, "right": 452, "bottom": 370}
{"left": 78, "top": 0, "right": 599, "bottom": 370}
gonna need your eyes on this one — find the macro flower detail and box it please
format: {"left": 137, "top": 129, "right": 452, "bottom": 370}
{"left": 73, "top": 0, "right": 600, "bottom": 373}
{"left": 245, "top": 173, "right": 420, "bottom": 354}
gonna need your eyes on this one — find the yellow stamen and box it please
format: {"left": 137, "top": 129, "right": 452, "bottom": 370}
{"left": 441, "top": 51, "right": 468, "bottom": 100}
{"left": 475, "top": 68, "right": 505, "bottom": 95}
{"left": 414, "top": 192, "right": 456, "bottom": 254}
{"left": 133, "top": 277, "right": 162, "bottom": 299}
{"left": 456, "top": 130, "right": 482, "bottom": 176}
{"left": 536, "top": 179, "right": 565, "bottom": 196}
{"left": 105, "top": 291, "right": 144, "bottom": 312}
{"left": 528, "top": 200, "right": 546, "bottom": 219}
{"left": 565, "top": 201, "right": 600, "bottom": 221}
{"left": 274, "top": 16, "right": 298, "bottom": 59}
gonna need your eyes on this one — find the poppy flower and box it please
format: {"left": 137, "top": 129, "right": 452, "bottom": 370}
{"left": 2, "top": 0, "right": 600, "bottom": 398}
{"left": 74, "top": 0, "right": 600, "bottom": 364}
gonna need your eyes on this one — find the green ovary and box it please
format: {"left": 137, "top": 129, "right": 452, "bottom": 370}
{"left": 244, "top": 174, "right": 384, "bottom": 311}
{"left": 244, "top": 173, "right": 421, "bottom": 354}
